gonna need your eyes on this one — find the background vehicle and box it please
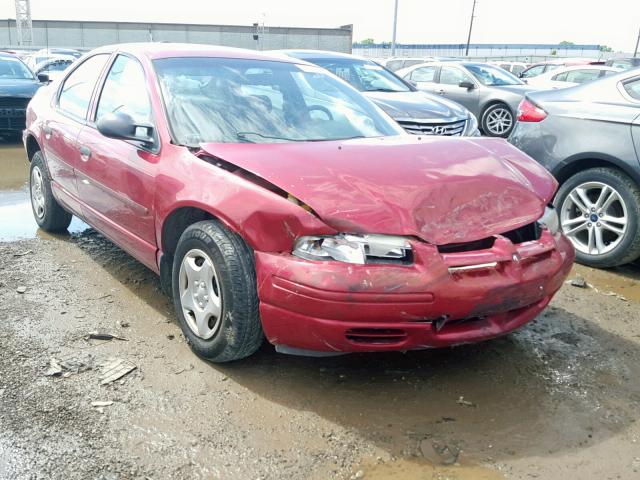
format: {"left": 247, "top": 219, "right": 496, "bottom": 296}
{"left": 279, "top": 50, "right": 479, "bottom": 136}
{"left": 509, "top": 70, "right": 640, "bottom": 267}
{"left": 378, "top": 57, "right": 436, "bottom": 72}
{"left": 605, "top": 57, "right": 640, "bottom": 70}
{"left": 396, "top": 61, "right": 537, "bottom": 137}
{"left": 0, "top": 52, "right": 46, "bottom": 140}
{"left": 24, "top": 43, "right": 572, "bottom": 362}
{"left": 519, "top": 58, "right": 604, "bottom": 79}
{"left": 33, "top": 56, "right": 75, "bottom": 83}
{"left": 526, "top": 65, "right": 621, "bottom": 90}
{"left": 25, "top": 48, "right": 82, "bottom": 70}
{"left": 491, "top": 61, "right": 529, "bottom": 76}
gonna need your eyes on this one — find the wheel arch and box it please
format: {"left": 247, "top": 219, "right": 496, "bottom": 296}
{"left": 25, "top": 133, "right": 41, "bottom": 162}
{"left": 552, "top": 154, "right": 640, "bottom": 187}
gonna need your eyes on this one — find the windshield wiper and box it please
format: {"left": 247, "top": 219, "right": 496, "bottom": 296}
{"left": 365, "top": 88, "right": 404, "bottom": 93}
{"left": 236, "top": 132, "right": 366, "bottom": 143}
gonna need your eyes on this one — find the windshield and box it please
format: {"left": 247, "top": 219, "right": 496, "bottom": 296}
{"left": 308, "top": 58, "right": 411, "bottom": 93}
{"left": 154, "top": 57, "right": 402, "bottom": 146}
{"left": 38, "top": 61, "right": 72, "bottom": 72}
{"left": 465, "top": 64, "right": 524, "bottom": 86}
{"left": 0, "top": 56, "right": 34, "bottom": 80}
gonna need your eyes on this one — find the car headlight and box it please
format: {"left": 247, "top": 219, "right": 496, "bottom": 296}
{"left": 537, "top": 205, "right": 560, "bottom": 234}
{"left": 293, "top": 234, "right": 413, "bottom": 265}
{"left": 464, "top": 113, "right": 480, "bottom": 136}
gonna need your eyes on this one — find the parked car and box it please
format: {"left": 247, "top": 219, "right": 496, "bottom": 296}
{"left": 0, "top": 52, "right": 47, "bottom": 140}
{"left": 378, "top": 57, "right": 436, "bottom": 72}
{"left": 24, "top": 43, "right": 574, "bottom": 361}
{"left": 605, "top": 57, "right": 640, "bottom": 70}
{"left": 25, "top": 48, "right": 82, "bottom": 70}
{"left": 396, "top": 61, "right": 537, "bottom": 137}
{"left": 526, "top": 65, "right": 621, "bottom": 90}
{"left": 33, "top": 56, "right": 75, "bottom": 83}
{"left": 491, "top": 61, "right": 529, "bottom": 76}
{"left": 519, "top": 58, "right": 604, "bottom": 79}
{"left": 509, "top": 69, "right": 640, "bottom": 267}
{"left": 278, "top": 50, "right": 479, "bottom": 136}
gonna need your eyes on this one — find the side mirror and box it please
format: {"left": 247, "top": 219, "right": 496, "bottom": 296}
{"left": 459, "top": 80, "right": 475, "bottom": 90}
{"left": 37, "top": 73, "right": 49, "bottom": 83}
{"left": 97, "top": 112, "right": 155, "bottom": 149}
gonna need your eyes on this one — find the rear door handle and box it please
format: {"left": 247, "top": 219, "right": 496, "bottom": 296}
{"left": 436, "top": 89, "right": 445, "bottom": 95}
{"left": 79, "top": 145, "right": 91, "bottom": 161}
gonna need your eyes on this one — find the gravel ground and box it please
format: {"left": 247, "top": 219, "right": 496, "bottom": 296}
{"left": 1, "top": 143, "right": 640, "bottom": 479}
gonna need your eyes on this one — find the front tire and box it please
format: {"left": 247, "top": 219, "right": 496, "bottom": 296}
{"left": 172, "top": 220, "right": 263, "bottom": 362}
{"left": 481, "top": 103, "right": 514, "bottom": 138}
{"left": 555, "top": 167, "right": 640, "bottom": 268}
{"left": 29, "top": 151, "right": 72, "bottom": 232}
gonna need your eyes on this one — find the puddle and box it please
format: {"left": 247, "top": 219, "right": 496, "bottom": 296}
{"left": 354, "top": 457, "right": 504, "bottom": 480}
{"left": 572, "top": 263, "right": 640, "bottom": 303}
{"left": 0, "top": 143, "right": 86, "bottom": 241}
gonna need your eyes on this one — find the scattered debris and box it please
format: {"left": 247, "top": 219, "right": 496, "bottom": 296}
{"left": 420, "top": 440, "right": 460, "bottom": 465}
{"left": 13, "top": 250, "right": 32, "bottom": 257}
{"left": 87, "top": 332, "right": 128, "bottom": 342}
{"left": 91, "top": 400, "right": 114, "bottom": 407}
{"left": 16, "top": 286, "right": 27, "bottom": 294}
{"left": 118, "top": 320, "right": 130, "bottom": 328}
{"left": 350, "top": 470, "right": 365, "bottom": 480}
{"left": 99, "top": 358, "right": 137, "bottom": 385}
{"left": 456, "top": 396, "right": 476, "bottom": 407}
{"left": 570, "top": 276, "right": 588, "bottom": 288}
{"left": 220, "top": 376, "right": 229, "bottom": 382}
{"left": 174, "top": 364, "right": 194, "bottom": 375}
{"left": 45, "top": 358, "right": 63, "bottom": 377}
{"left": 167, "top": 334, "right": 175, "bottom": 340}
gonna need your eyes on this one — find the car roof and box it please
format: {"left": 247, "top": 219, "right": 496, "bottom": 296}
{"left": 91, "top": 42, "right": 303, "bottom": 64}
{"left": 278, "top": 49, "right": 368, "bottom": 62}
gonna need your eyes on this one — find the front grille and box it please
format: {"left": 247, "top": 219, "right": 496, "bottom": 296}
{"left": 0, "top": 97, "right": 30, "bottom": 108}
{"left": 502, "top": 222, "right": 541, "bottom": 244}
{"left": 0, "top": 116, "right": 26, "bottom": 130}
{"left": 397, "top": 119, "right": 466, "bottom": 136}
{"left": 0, "top": 107, "right": 26, "bottom": 118}
{"left": 438, "top": 237, "right": 495, "bottom": 253}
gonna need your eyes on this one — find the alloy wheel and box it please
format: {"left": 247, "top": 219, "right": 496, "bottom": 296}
{"left": 178, "top": 248, "right": 223, "bottom": 340}
{"left": 560, "top": 181, "right": 628, "bottom": 256}
{"left": 485, "top": 107, "right": 513, "bottom": 136}
{"left": 30, "top": 166, "right": 46, "bottom": 220}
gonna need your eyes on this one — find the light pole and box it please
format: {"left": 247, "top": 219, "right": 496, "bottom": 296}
{"left": 391, "top": 0, "right": 399, "bottom": 57}
{"left": 634, "top": 26, "right": 639, "bottom": 57}
{"left": 465, "top": 0, "right": 477, "bottom": 57}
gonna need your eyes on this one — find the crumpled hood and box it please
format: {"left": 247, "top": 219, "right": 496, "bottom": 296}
{"left": 199, "top": 136, "right": 557, "bottom": 245}
{"left": 364, "top": 90, "right": 469, "bottom": 121}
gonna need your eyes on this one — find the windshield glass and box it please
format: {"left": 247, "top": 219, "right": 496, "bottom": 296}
{"left": 0, "top": 56, "right": 34, "bottom": 80}
{"left": 154, "top": 57, "right": 402, "bottom": 146}
{"left": 38, "top": 61, "right": 72, "bottom": 72}
{"left": 465, "top": 64, "right": 524, "bottom": 86}
{"left": 308, "top": 58, "right": 410, "bottom": 93}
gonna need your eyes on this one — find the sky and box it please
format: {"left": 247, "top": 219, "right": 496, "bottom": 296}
{"left": 1, "top": 0, "right": 638, "bottom": 52}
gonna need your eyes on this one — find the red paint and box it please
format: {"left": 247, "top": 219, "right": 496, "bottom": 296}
{"left": 24, "top": 43, "right": 574, "bottom": 354}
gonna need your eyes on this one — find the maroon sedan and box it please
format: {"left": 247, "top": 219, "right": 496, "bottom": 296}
{"left": 23, "top": 44, "right": 574, "bottom": 361}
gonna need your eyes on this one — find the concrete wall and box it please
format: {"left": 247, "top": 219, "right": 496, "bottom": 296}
{"left": 0, "top": 19, "right": 353, "bottom": 52}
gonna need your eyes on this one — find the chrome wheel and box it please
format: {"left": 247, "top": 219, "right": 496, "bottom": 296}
{"left": 560, "top": 181, "right": 628, "bottom": 256}
{"left": 178, "top": 249, "right": 223, "bottom": 340}
{"left": 30, "top": 165, "right": 46, "bottom": 220}
{"left": 484, "top": 106, "right": 513, "bottom": 136}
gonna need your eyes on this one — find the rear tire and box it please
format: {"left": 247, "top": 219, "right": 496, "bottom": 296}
{"left": 172, "top": 220, "right": 263, "bottom": 362}
{"left": 555, "top": 167, "right": 640, "bottom": 268}
{"left": 29, "top": 151, "right": 72, "bottom": 232}
{"left": 481, "top": 103, "right": 514, "bottom": 138}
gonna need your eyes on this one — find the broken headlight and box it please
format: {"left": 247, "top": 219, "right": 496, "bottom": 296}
{"left": 293, "top": 234, "right": 413, "bottom": 265}
{"left": 537, "top": 205, "right": 560, "bottom": 235}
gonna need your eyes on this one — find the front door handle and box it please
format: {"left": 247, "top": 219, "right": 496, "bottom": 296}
{"left": 79, "top": 145, "right": 91, "bottom": 161}
{"left": 436, "top": 89, "right": 445, "bottom": 95}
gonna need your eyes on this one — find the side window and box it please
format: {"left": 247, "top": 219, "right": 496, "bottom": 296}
{"left": 553, "top": 72, "right": 568, "bottom": 82}
{"left": 623, "top": 79, "right": 640, "bottom": 100}
{"left": 564, "top": 69, "right": 600, "bottom": 84}
{"left": 512, "top": 65, "right": 525, "bottom": 76}
{"left": 521, "top": 65, "right": 544, "bottom": 78}
{"left": 439, "top": 67, "right": 473, "bottom": 85}
{"left": 58, "top": 54, "right": 110, "bottom": 120}
{"left": 409, "top": 66, "right": 436, "bottom": 82}
{"left": 385, "top": 60, "right": 403, "bottom": 71}
{"left": 96, "top": 55, "right": 152, "bottom": 124}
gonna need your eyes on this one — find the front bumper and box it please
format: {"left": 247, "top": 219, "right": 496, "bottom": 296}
{"left": 255, "top": 230, "right": 574, "bottom": 353}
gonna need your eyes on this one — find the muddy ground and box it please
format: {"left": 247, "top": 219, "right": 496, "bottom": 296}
{"left": 1, "top": 142, "right": 640, "bottom": 480}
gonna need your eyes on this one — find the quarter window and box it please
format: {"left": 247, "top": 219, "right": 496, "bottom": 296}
{"left": 623, "top": 78, "right": 640, "bottom": 100}
{"left": 96, "top": 55, "right": 152, "bottom": 124}
{"left": 58, "top": 54, "right": 110, "bottom": 120}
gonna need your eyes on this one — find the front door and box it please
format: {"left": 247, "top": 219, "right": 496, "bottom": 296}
{"left": 75, "top": 54, "right": 159, "bottom": 270}
{"left": 406, "top": 65, "right": 439, "bottom": 94}
{"left": 437, "top": 66, "right": 480, "bottom": 113}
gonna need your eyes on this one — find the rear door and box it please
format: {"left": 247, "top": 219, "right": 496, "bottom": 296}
{"left": 44, "top": 54, "right": 110, "bottom": 212}
{"left": 437, "top": 65, "right": 480, "bottom": 111}
{"left": 75, "top": 53, "right": 159, "bottom": 270}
